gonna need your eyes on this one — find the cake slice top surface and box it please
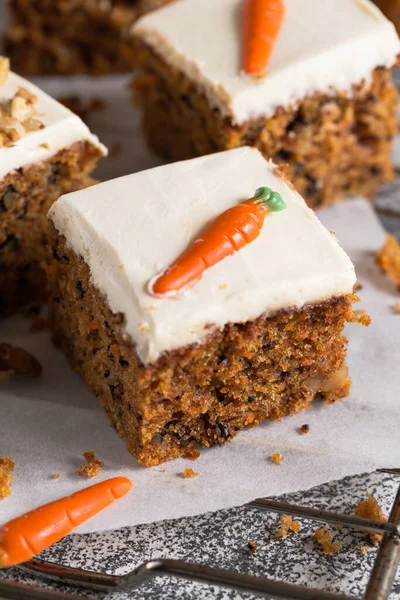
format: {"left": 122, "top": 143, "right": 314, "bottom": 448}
{"left": 0, "top": 68, "right": 106, "bottom": 179}
{"left": 49, "top": 147, "right": 356, "bottom": 365}
{"left": 132, "top": 0, "right": 400, "bottom": 125}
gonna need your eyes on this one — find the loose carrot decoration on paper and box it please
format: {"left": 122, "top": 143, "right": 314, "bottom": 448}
{"left": 149, "top": 187, "right": 286, "bottom": 298}
{"left": 0, "top": 477, "right": 132, "bottom": 568}
{"left": 242, "top": 0, "right": 286, "bottom": 77}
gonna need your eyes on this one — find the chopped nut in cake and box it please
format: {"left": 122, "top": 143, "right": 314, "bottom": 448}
{"left": 0, "top": 456, "right": 15, "bottom": 500}
{"left": 314, "top": 527, "right": 341, "bottom": 555}
{"left": 76, "top": 450, "right": 104, "bottom": 478}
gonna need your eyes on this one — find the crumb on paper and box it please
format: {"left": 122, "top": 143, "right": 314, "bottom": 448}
{"left": 76, "top": 450, "right": 104, "bottom": 478}
{"left": 51, "top": 473, "right": 60, "bottom": 480}
{"left": 180, "top": 468, "right": 198, "bottom": 478}
{"left": 391, "top": 302, "right": 400, "bottom": 314}
{"left": 299, "top": 424, "right": 310, "bottom": 434}
{"left": 0, "top": 456, "right": 15, "bottom": 500}
{"left": 377, "top": 234, "right": 400, "bottom": 291}
{"left": 273, "top": 514, "right": 301, "bottom": 538}
{"left": 0, "top": 57, "right": 10, "bottom": 85}
{"left": 358, "top": 545, "right": 369, "bottom": 555}
{"left": 314, "top": 527, "right": 341, "bottom": 555}
{"left": 247, "top": 540, "right": 257, "bottom": 554}
{"left": 270, "top": 453, "right": 284, "bottom": 465}
{"left": 350, "top": 308, "right": 372, "bottom": 327}
{"left": 0, "top": 342, "right": 42, "bottom": 378}
{"left": 118, "top": 264, "right": 124, "bottom": 270}
{"left": 219, "top": 284, "right": 227, "bottom": 290}
{"left": 355, "top": 494, "right": 387, "bottom": 545}
{"left": 353, "top": 281, "right": 363, "bottom": 292}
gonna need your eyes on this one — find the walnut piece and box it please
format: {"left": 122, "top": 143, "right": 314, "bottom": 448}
{"left": 377, "top": 234, "right": 400, "bottom": 292}
{"left": 76, "top": 450, "right": 104, "bottom": 478}
{"left": 314, "top": 527, "right": 341, "bottom": 555}
{"left": 0, "top": 57, "right": 10, "bottom": 85}
{"left": 0, "top": 342, "right": 42, "bottom": 378}
{"left": 0, "top": 456, "right": 15, "bottom": 500}
{"left": 0, "top": 86, "right": 44, "bottom": 147}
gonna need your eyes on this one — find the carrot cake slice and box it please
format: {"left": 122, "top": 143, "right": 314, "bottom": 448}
{"left": 4, "top": 0, "right": 175, "bottom": 75}
{"left": 46, "top": 147, "right": 357, "bottom": 466}
{"left": 132, "top": 0, "right": 400, "bottom": 208}
{"left": 0, "top": 57, "right": 106, "bottom": 315}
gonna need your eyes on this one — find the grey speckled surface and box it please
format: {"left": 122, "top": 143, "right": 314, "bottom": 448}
{"left": 1, "top": 471, "right": 399, "bottom": 599}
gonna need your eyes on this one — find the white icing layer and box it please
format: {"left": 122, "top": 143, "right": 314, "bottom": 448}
{"left": 132, "top": 0, "right": 400, "bottom": 125}
{"left": 49, "top": 147, "right": 356, "bottom": 365}
{"left": 0, "top": 71, "right": 107, "bottom": 179}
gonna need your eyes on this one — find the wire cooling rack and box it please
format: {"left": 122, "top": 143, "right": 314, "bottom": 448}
{"left": 0, "top": 470, "right": 399, "bottom": 600}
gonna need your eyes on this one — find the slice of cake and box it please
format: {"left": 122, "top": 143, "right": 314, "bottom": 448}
{"left": 131, "top": 0, "right": 400, "bottom": 208}
{"left": 0, "top": 58, "right": 106, "bottom": 315}
{"left": 46, "top": 147, "right": 357, "bottom": 466}
{"left": 4, "top": 0, "right": 175, "bottom": 76}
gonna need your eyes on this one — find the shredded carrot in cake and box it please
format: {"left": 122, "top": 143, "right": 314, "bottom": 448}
{"left": 0, "top": 456, "right": 15, "bottom": 500}
{"left": 180, "top": 468, "right": 198, "bottom": 479}
{"left": 314, "top": 527, "right": 341, "bottom": 555}
{"left": 377, "top": 234, "right": 400, "bottom": 291}
{"left": 270, "top": 453, "right": 284, "bottom": 464}
{"left": 273, "top": 514, "right": 301, "bottom": 538}
{"left": 76, "top": 450, "right": 104, "bottom": 478}
{"left": 355, "top": 494, "right": 387, "bottom": 545}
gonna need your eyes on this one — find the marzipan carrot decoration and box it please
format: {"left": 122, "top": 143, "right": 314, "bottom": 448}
{"left": 149, "top": 186, "right": 286, "bottom": 298}
{"left": 242, "top": 0, "right": 286, "bottom": 77}
{"left": 0, "top": 477, "right": 132, "bottom": 568}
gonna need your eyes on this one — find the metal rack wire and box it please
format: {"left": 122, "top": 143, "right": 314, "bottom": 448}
{"left": 1, "top": 472, "right": 399, "bottom": 600}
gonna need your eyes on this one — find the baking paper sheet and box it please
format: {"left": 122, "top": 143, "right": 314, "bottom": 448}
{"left": 0, "top": 72, "right": 400, "bottom": 534}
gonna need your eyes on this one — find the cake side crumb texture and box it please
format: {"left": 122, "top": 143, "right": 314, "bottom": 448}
{"left": 132, "top": 0, "right": 400, "bottom": 125}
{"left": 49, "top": 147, "right": 356, "bottom": 365}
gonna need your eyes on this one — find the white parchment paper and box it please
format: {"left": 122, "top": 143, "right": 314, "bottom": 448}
{"left": 0, "top": 69, "right": 399, "bottom": 534}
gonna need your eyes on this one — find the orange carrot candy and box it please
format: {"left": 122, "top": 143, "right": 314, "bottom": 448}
{"left": 0, "top": 477, "right": 132, "bottom": 568}
{"left": 242, "top": 0, "right": 286, "bottom": 77}
{"left": 149, "top": 186, "right": 286, "bottom": 298}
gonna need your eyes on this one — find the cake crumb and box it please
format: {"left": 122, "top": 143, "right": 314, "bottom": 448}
{"left": 118, "top": 264, "right": 124, "bottom": 270}
{"left": 314, "top": 527, "right": 341, "bottom": 555}
{"left": 377, "top": 234, "right": 400, "bottom": 291}
{"left": 51, "top": 473, "right": 60, "bottom": 480}
{"left": 0, "top": 456, "right": 15, "bottom": 499}
{"left": 355, "top": 494, "right": 387, "bottom": 545}
{"left": 76, "top": 450, "right": 104, "bottom": 478}
{"left": 299, "top": 424, "right": 310, "bottom": 434}
{"left": 0, "top": 57, "right": 10, "bottom": 85}
{"left": 180, "top": 468, "right": 198, "bottom": 478}
{"left": 219, "top": 283, "right": 227, "bottom": 290}
{"left": 0, "top": 342, "right": 42, "bottom": 378}
{"left": 270, "top": 453, "right": 284, "bottom": 464}
{"left": 351, "top": 308, "right": 372, "bottom": 326}
{"left": 353, "top": 281, "right": 363, "bottom": 292}
{"left": 358, "top": 545, "right": 369, "bottom": 555}
{"left": 391, "top": 302, "right": 400, "bottom": 314}
{"left": 247, "top": 540, "right": 257, "bottom": 554}
{"left": 273, "top": 514, "right": 301, "bottom": 538}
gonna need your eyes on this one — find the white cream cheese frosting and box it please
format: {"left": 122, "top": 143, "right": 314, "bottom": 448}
{"left": 49, "top": 147, "right": 356, "bottom": 365}
{"left": 132, "top": 0, "right": 400, "bottom": 125}
{"left": 0, "top": 70, "right": 107, "bottom": 180}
